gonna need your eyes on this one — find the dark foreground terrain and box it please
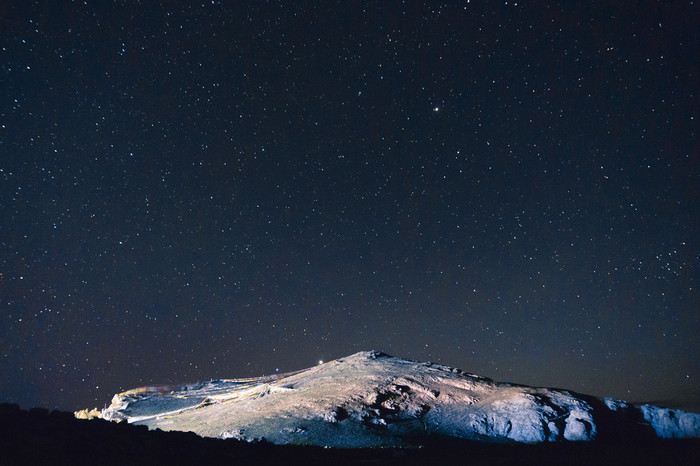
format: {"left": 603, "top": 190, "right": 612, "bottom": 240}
{"left": 1, "top": 403, "right": 698, "bottom": 466}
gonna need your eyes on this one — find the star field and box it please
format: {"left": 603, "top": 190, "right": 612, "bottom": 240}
{"left": 1, "top": 1, "right": 698, "bottom": 412}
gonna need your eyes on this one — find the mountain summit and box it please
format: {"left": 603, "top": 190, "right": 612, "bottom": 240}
{"left": 91, "top": 351, "right": 700, "bottom": 447}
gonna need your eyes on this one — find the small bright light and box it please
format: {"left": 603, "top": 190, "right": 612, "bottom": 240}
{"left": 433, "top": 106, "right": 439, "bottom": 112}
{"left": 318, "top": 360, "right": 324, "bottom": 365}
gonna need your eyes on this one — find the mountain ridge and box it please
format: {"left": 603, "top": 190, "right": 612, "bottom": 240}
{"left": 86, "top": 350, "right": 700, "bottom": 447}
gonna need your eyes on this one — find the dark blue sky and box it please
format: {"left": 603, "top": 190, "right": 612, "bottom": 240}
{"left": 1, "top": 1, "right": 698, "bottom": 412}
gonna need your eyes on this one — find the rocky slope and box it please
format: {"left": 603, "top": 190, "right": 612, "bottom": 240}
{"left": 92, "top": 351, "right": 700, "bottom": 447}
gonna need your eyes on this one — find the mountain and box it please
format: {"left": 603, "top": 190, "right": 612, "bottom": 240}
{"left": 90, "top": 351, "right": 700, "bottom": 447}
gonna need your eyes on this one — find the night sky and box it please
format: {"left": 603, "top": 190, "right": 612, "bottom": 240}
{"left": 1, "top": 1, "right": 698, "bottom": 413}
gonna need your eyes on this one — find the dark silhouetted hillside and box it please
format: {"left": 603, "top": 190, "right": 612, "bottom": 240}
{"left": 1, "top": 403, "right": 699, "bottom": 465}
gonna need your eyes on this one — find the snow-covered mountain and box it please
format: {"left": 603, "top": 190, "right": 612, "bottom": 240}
{"left": 92, "top": 351, "right": 700, "bottom": 447}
